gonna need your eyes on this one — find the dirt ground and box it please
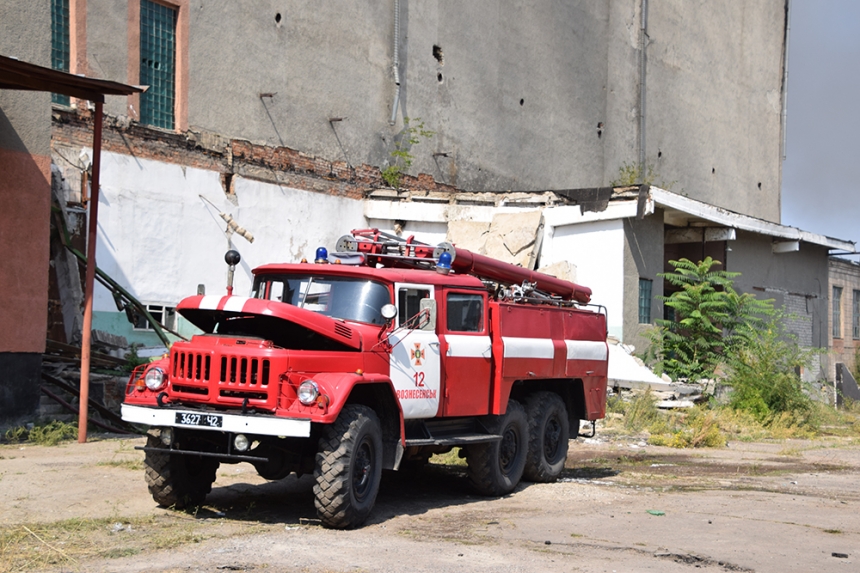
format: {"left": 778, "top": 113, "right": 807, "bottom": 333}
{"left": 2, "top": 432, "right": 859, "bottom": 573}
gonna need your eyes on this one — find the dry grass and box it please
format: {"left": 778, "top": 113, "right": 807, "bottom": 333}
{"left": 604, "top": 390, "right": 860, "bottom": 448}
{"left": 0, "top": 514, "right": 273, "bottom": 572}
{"left": 429, "top": 448, "right": 468, "bottom": 467}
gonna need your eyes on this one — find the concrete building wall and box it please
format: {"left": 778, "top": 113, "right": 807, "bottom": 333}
{"left": 0, "top": 0, "right": 53, "bottom": 419}
{"left": 726, "top": 230, "right": 830, "bottom": 380}
{"left": 646, "top": 1, "right": 786, "bottom": 222}
{"left": 622, "top": 212, "right": 664, "bottom": 353}
{"left": 73, "top": 0, "right": 784, "bottom": 220}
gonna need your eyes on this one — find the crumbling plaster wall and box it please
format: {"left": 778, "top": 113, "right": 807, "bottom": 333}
{"left": 78, "top": 0, "right": 784, "bottom": 222}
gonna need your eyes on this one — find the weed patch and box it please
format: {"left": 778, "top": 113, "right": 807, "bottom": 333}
{"left": 4, "top": 421, "right": 78, "bottom": 446}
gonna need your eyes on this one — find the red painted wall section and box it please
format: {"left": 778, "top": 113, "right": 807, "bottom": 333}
{"left": 0, "top": 147, "right": 51, "bottom": 353}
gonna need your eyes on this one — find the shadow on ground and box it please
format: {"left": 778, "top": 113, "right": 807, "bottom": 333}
{"left": 189, "top": 462, "right": 497, "bottom": 527}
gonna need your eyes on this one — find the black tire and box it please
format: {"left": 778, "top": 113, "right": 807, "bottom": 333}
{"left": 467, "top": 400, "right": 528, "bottom": 496}
{"left": 313, "top": 405, "right": 383, "bottom": 529}
{"left": 523, "top": 391, "right": 570, "bottom": 482}
{"left": 144, "top": 429, "right": 219, "bottom": 509}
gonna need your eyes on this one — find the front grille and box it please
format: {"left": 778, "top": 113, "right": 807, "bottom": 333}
{"left": 173, "top": 352, "right": 211, "bottom": 381}
{"left": 219, "top": 356, "right": 270, "bottom": 387}
{"left": 169, "top": 347, "right": 278, "bottom": 410}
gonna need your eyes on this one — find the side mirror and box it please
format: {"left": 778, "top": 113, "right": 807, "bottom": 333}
{"left": 419, "top": 298, "right": 437, "bottom": 331}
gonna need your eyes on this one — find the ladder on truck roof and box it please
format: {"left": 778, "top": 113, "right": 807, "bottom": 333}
{"left": 335, "top": 229, "right": 593, "bottom": 305}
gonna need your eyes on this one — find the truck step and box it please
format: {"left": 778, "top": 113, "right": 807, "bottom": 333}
{"left": 405, "top": 433, "right": 501, "bottom": 447}
{"left": 404, "top": 417, "right": 501, "bottom": 447}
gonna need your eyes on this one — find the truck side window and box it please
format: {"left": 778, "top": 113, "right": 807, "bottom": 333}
{"left": 398, "top": 288, "right": 430, "bottom": 327}
{"left": 447, "top": 293, "right": 483, "bottom": 332}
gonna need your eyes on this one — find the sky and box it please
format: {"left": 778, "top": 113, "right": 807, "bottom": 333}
{"left": 781, "top": 0, "right": 860, "bottom": 247}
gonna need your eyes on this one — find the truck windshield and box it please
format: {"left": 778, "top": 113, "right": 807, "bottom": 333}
{"left": 252, "top": 275, "right": 391, "bottom": 325}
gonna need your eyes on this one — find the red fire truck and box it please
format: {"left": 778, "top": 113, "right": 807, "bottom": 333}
{"left": 122, "top": 229, "right": 609, "bottom": 528}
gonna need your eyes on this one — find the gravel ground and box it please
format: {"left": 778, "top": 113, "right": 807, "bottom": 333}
{"left": 1, "top": 434, "right": 859, "bottom": 572}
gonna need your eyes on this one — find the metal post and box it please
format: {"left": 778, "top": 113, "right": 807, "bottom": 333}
{"left": 78, "top": 100, "right": 104, "bottom": 443}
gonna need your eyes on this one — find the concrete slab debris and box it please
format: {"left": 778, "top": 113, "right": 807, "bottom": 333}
{"left": 607, "top": 342, "right": 671, "bottom": 391}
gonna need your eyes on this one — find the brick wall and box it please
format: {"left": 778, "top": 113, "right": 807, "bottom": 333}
{"left": 51, "top": 108, "right": 456, "bottom": 203}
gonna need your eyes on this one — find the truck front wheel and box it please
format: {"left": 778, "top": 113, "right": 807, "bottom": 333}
{"left": 313, "top": 405, "right": 383, "bottom": 529}
{"left": 144, "top": 430, "right": 219, "bottom": 509}
{"left": 523, "top": 391, "right": 570, "bottom": 482}
{"left": 467, "top": 400, "right": 528, "bottom": 496}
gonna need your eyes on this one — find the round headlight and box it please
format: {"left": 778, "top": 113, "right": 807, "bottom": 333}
{"left": 298, "top": 380, "right": 319, "bottom": 405}
{"left": 144, "top": 367, "right": 166, "bottom": 391}
{"left": 233, "top": 434, "right": 250, "bottom": 452}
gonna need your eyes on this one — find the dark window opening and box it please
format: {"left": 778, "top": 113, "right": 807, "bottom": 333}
{"left": 398, "top": 288, "right": 430, "bottom": 327}
{"left": 447, "top": 293, "right": 483, "bottom": 332}
{"left": 638, "top": 278, "right": 653, "bottom": 324}
{"left": 833, "top": 286, "right": 843, "bottom": 338}
{"left": 853, "top": 290, "right": 860, "bottom": 339}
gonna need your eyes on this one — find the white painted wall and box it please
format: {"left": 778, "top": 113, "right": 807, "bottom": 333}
{"left": 93, "top": 151, "right": 366, "bottom": 315}
{"left": 541, "top": 219, "right": 626, "bottom": 339}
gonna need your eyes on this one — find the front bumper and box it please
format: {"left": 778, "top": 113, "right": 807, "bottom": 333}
{"left": 121, "top": 404, "right": 311, "bottom": 438}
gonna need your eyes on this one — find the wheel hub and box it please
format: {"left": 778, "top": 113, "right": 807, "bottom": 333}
{"left": 353, "top": 440, "right": 373, "bottom": 500}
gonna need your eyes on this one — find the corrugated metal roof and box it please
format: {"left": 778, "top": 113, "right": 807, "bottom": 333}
{"left": 0, "top": 54, "right": 143, "bottom": 102}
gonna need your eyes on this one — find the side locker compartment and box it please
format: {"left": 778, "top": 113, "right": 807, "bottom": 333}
{"left": 563, "top": 310, "right": 609, "bottom": 420}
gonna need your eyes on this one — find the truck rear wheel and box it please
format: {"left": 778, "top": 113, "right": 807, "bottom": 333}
{"left": 144, "top": 430, "right": 219, "bottom": 509}
{"left": 467, "top": 400, "right": 528, "bottom": 496}
{"left": 313, "top": 405, "right": 383, "bottom": 529}
{"left": 523, "top": 391, "right": 570, "bottom": 482}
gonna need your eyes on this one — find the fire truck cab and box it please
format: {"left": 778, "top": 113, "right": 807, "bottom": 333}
{"left": 122, "top": 230, "right": 608, "bottom": 529}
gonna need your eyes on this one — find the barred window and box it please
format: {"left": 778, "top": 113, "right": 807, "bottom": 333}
{"left": 140, "top": 0, "right": 177, "bottom": 129}
{"left": 833, "top": 286, "right": 843, "bottom": 339}
{"left": 51, "top": 0, "right": 70, "bottom": 106}
{"left": 638, "top": 278, "right": 653, "bottom": 324}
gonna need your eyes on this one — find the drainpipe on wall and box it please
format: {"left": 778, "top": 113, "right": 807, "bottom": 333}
{"left": 638, "top": 0, "right": 649, "bottom": 169}
{"left": 389, "top": 0, "right": 402, "bottom": 126}
{"left": 781, "top": 0, "right": 792, "bottom": 161}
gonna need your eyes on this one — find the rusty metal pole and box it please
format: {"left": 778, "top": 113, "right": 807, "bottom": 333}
{"left": 78, "top": 100, "right": 104, "bottom": 443}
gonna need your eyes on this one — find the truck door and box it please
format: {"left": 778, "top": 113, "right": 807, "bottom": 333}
{"left": 440, "top": 290, "right": 492, "bottom": 416}
{"left": 389, "top": 284, "right": 441, "bottom": 419}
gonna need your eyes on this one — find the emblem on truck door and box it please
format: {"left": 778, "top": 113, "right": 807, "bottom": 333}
{"left": 410, "top": 343, "right": 425, "bottom": 366}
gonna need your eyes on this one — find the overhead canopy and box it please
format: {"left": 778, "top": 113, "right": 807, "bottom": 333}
{"left": 0, "top": 54, "right": 143, "bottom": 102}
{"left": 646, "top": 186, "right": 855, "bottom": 252}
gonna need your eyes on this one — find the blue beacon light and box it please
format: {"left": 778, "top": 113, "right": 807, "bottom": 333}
{"left": 436, "top": 251, "right": 452, "bottom": 274}
{"left": 315, "top": 247, "right": 329, "bottom": 263}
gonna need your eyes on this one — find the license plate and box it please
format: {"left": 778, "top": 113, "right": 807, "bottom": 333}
{"left": 175, "top": 411, "right": 222, "bottom": 428}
